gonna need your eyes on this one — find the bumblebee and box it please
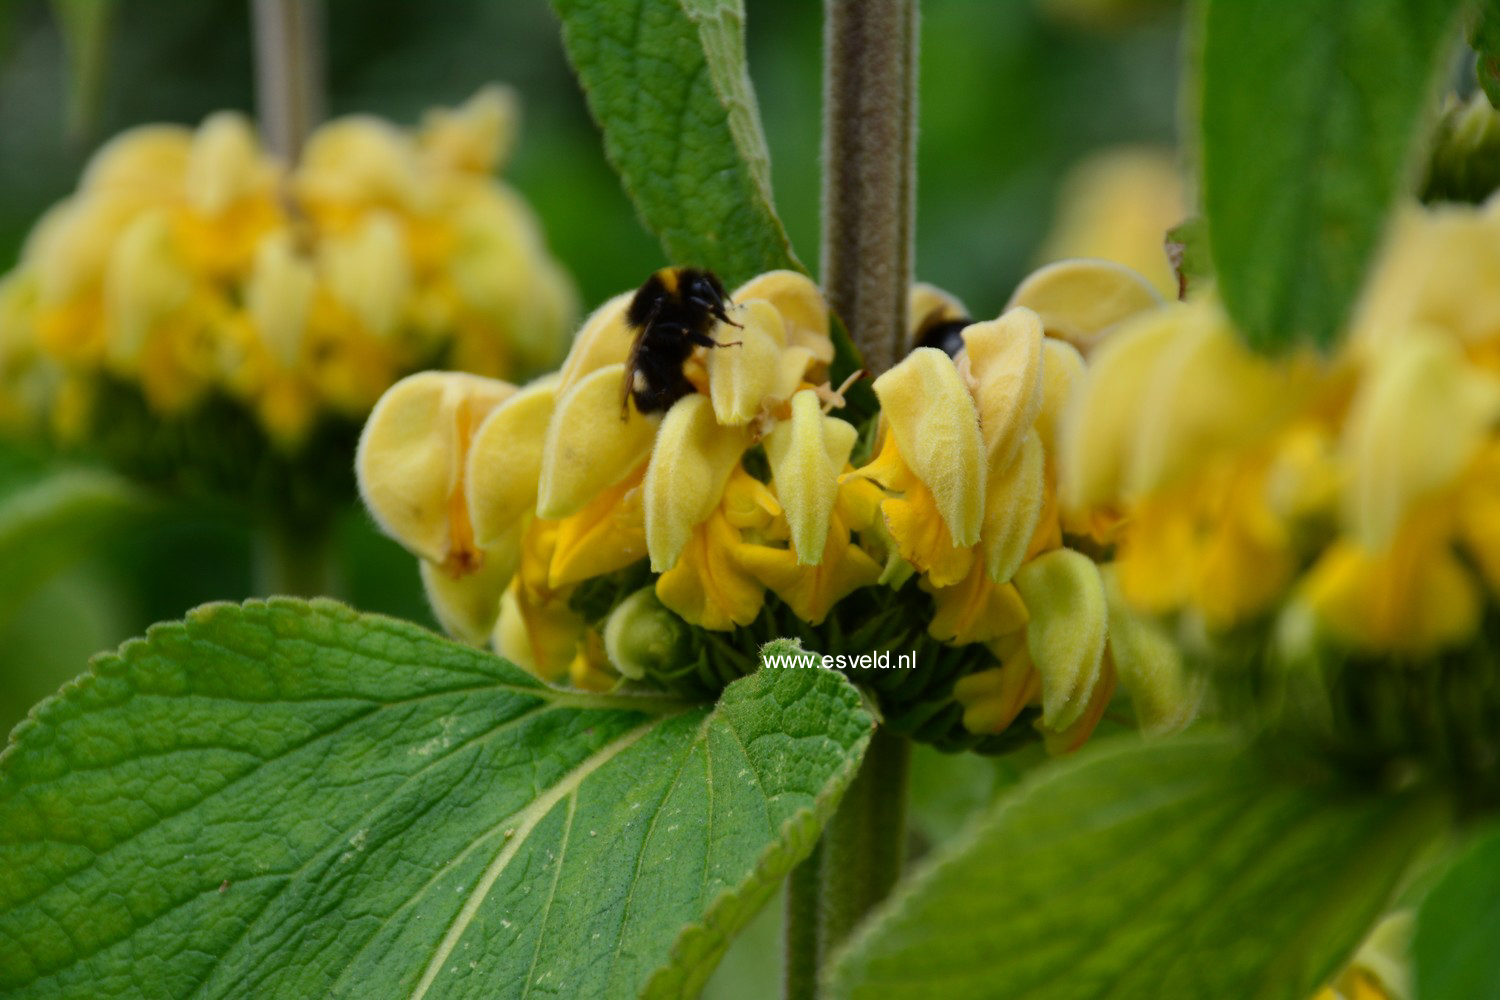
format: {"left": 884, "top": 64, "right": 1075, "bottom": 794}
{"left": 622, "top": 267, "right": 741, "bottom": 415}
{"left": 911, "top": 308, "right": 973, "bottom": 359}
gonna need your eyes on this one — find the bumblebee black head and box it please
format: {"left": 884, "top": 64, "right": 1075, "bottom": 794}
{"left": 913, "top": 314, "right": 973, "bottom": 359}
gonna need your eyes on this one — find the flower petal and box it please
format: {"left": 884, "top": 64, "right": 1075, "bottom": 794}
{"left": 765, "top": 389, "right": 840, "bottom": 564}
{"left": 982, "top": 430, "right": 1047, "bottom": 583}
{"left": 1006, "top": 258, "right": 1162, "bottom": 353}
{"left": 356, "top": 370, "right": 515, "bottom": 566}
{"left": 961, "top": 307, "right": 1044, "bottom": 471}
{"left": 644, "top": 393, "right": 749, "bottom": 571}
{"left": 1013, "top": 547, "right": 1108, "bottom": 731}
{"left": 872, "top": 347, "right": 985, "bottom": 547}
{"left": 1344, "top": 329, "right": 1500, "bottom": 549}
{"left": 708, "top": 298, "right": 785, "bottom": 425}
{"left": 536, "top": 361, "right": 657, "bottom": 519}
{"left": 419, "top": 539, "right": 518, "bottom": 646}
{"left": 1101, "top": 564, "right": 1201, "bottom": 735}
{"left": 733, "top": 270, "right": 833, "bottom": 364}
{"left": 466, "top": 375, "right": 558, "bottom": 548}
{"left": 557, "top": 291, "right": 633, "bottom": 393}
{"left": 655, "top": 509, "right": 765, "bottom": 629}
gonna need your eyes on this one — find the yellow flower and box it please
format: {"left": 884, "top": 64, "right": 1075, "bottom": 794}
{"left": 1035, "top": 146, "right": 1186, "bottom": 299}
{"left": 0, "top": 87, "right": 575, "bottom": 450}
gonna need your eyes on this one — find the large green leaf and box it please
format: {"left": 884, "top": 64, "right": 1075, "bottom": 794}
{"left": 0, "top": 466, "right": 149, "bottom": 629}
{"left": 0, "top": 600, "right": 871, "bottom": 998}
{"left": 1198, "top": 0, "right": 1463, "bottom": 352}
{"left": 1414, "top": 822, "right": 1500, "bottom": 999}
{"left": 551, "top": 0, "right": 801, "bottom": 286}
{"left": 825, "top": 734, "right": 1444, "bottom": 1000}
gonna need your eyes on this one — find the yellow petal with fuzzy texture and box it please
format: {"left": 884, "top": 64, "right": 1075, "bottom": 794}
{"left": 765, "top": 389, "right": 839, "bottom": 564}
{"left": 708, "top": 298, "right": 785, "bottom": 425}
{"left": 983, "top": 430, "right": 1047, "bottom": 583}
{"left": 1035, "top": 337, "right": 1084, "bottom": 454}
{"left": 644, "top": 394, "right": 749, "bottom": 571}
{"left": 1006, "top": 258, "right": 1162, "bottom": 353}
{"left": 1014, "top": 547, "right": 1108, "bottom": 731}
{"left": 1058, "top": 305, "right": 1184, "bottom": 511}
{"left": 496, "top": 578, "right": 582, "bottom": 683}
{"left": 655, "top": 510, "right": 765, "bottom": 629}
{"left": 923, "top": 560, "right": 1029, "bottom": 644}
{"left": 1041, "top": 666, "right": 1118, "bottom": 755}
{"left": 872, "top": 348, "right": 985, "bottom": 547}
{"left": 738, "top": 511, "right": 880, "bottom": 625}
{"left": 557, "top": 291, "right": 633, "bottom": 394}
{"left": 955, "top": 649, "right": 1040, "bottom": 734}
{"left": 537, "top": 362, "right": 657, "bottom": 519}
{"left": 420, "top": 540, "right": 518, "bottom": 646}
{"left": 1345, "top": 330, "right": 1500, "bottom": 550}
{"left": 961, "top": 307, "right": 1044, "bottom": 471}
{"left": 356, "top": 370, "right": 515, "bottom": 567}
{"left": 466, "top": 376, "right": 558, "bottom": 548}
{"left": 549, "top": 463, "right": 648, "bottom": 587}
{"left": 734, "top": 270, "right": 833, "bottom": 364}
{"left": 1101, "top": 565, "right": 1200, "bottom": 735}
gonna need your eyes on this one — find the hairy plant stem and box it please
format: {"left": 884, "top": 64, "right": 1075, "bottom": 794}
{"left": 820, "top": 0, "right": 918, "bottom": 377}
{"left": 785, "top": 727, "right": 912, "bottom": 998}
{"left": 251, "top": 0, "right": 325, "bottom": 162}
{"left": 784, "top": 1, "right": 919, "bottom": 996}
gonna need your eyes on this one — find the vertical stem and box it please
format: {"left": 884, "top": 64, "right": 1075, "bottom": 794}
{"left": 251, "top": 0, "right": 325, "bottom": 162}
{"left": 815, "top": 727, "right": 911, "bottom": 959}
{"left": 820, "top": 0, "right": 919, "bottom": 376}
{"left": 783, "top": 728, "right": 911, "bottom": 998}
{"left": 783, "top": 839, "right": 824, "bottom": 1000}
{"left": 786, "top": 2, "right": 919, "bottom": 995}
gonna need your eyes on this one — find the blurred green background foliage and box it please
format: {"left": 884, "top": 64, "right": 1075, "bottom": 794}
{"left": 0, "top": 0, "right": 1180, "bottom": 736}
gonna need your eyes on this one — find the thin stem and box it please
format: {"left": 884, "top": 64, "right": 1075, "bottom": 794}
{"left": 784, "top": 839, "right": 823, "bottom": 1000}
{"left": 820, "top": 0, "right": 919, "bottom": 377}
{"left": 251, "top": 0, "right": 325, "bottom": 162}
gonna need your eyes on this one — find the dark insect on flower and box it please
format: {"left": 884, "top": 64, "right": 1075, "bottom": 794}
{"left": 622, "top": 267, "right": 742, "bottom": 415}
{"left": 912, "top": 309, "right": 973, "bottom": 359}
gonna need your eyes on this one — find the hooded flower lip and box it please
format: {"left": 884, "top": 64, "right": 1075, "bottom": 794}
{"left": 0, "top": 87, "right": 575, "bottom": 448}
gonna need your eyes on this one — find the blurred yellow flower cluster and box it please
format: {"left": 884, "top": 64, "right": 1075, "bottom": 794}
{"left": 0, "top": 86, "right": 575, "bottom": 447}
{"left": 358, "top": 261, "right": 1200, "bottom": 751}
{"left": 1060, "top": 199, "right": 1500, "bottom": 660}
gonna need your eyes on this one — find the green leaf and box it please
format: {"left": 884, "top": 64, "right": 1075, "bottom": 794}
{"left": 1198, "top": 0, "right": 1463, "bottom": 351}
{"left": 0, "top": 599, "right": 871, "bottom": 998}
{"left": 1470, "top": 1, "right": 1500, "bottom": 109}
{"left": 0, "top": 466, "right": 149, "bottom": 630}
{"left": 825, "top": 734, "right": 1444, "bottom": 1000}
{"left": 551, "top": 0, "right": 802, "bottom": 286}
{"left": 1414, "top": 821, "right": 1500, "bottom": 999}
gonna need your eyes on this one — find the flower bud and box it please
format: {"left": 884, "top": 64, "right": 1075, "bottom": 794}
{"left": 1014, "top": 547, "right": 1108, "bottom": 731}
{"left": 604, "top": 586, "right": 693, "bottom": 681}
